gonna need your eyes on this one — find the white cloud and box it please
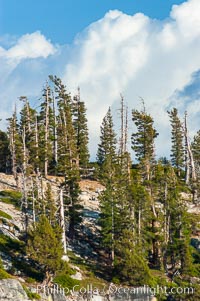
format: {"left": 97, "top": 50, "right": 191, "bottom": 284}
{"left": 62, "top": 0, "right": 200, "bottom": 158}
{"left": 0, "top": 31, "right": 56, "bottom": 76}
{"left": 6, "top": 31, "right": 56, "bottom": 61}
{"left": 1, "top": 0, "right": 200, "bottom": 160}
{"left": 0, "top": 32, "right": 57, "bottom": 126}
{"left": 171, "top": 0, "right": 200, "bottom": 39}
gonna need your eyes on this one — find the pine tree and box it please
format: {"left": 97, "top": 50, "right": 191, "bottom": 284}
{"left": 99, "top": 184, "right": 116, "bottom": 264}
{"left": 132, "top": 106, "right": 160, "bottom": 266}
{"left": 38, "top": 84, "right": 54, "bottom": 176}
{"left": 97, "top": 107, "right": 117, "bottom": 181}
{"left": 131, "top": 182, "right": 151, "bottom": 248}
{"left": 7, "top": 107, "right": 23, "bottom": 184}
{"left": 153, "top": 161, "right": 194, "bottom": 275}
{"left": 168, "top": 108, "right": 184, "bottom": 177}
{"left": 27, "top": 215, "right": 65, "bottom": 283}
{"left": 49, "top": 76, "right": 81, "bottom": 241}
{"left": 192, "top": 130, "right": 200, "bottom": 180}
{"left": 97, "top": 108, "right": 118, "bottom": 264}
{"left": 44, "top": 183, "right": 57, "bottom": 226}
{"left": 64, "top": 169, "right": 82, "bottom": 240}
{"left": 19, "top": 97, "right": 38, "bottom": 174}
{"left": 50, "top": 76, "right": 78, "bottom": 174}
{"left": 132, "top": 106, "right": 158, "bottom": 180}
{"left": 113, "top": 229, "right": 153, "bottom": 286}
{"left": 0, "top": 130, "right": 10, "bottom": 173}
{"left": 73, "top": 88, "right": 90, "bottom": 171}
{"left": 97, "top": 107, "right": 133, "bottom": 269}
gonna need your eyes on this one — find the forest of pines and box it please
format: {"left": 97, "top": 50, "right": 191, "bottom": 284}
{"left": 0, "top": 76, "right": 200, "bottom": 300}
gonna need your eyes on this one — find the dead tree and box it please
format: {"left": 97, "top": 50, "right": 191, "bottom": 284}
{"left": 184, "top": 111, "right": 196, "bottom": 183}
{"left": 44, "top": 84, "right": 50, "bottom": 177}
{"left": 59, "top": 188, "right": 68, "bottom": 258}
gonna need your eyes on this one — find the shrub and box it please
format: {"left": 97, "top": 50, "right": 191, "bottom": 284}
{"left": 53, "top": 274, "right": 80, "bottom": 291}
{"left": 0, "top": 210, "right": 12, "bottom": 220}
{"left": 0, "top": 268, "right": 12, "bottom": 279}
{"left": 22, "top": 285, "right": 41, "bottom": 300}
{"left": 26, "top": 277, "right": 36, "bottom": 284}
{"left": 0, "top": 190, "right": 22, "bottom": 209}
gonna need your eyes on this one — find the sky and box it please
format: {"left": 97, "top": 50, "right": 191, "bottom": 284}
{"left": 0, "top": 0, "right": 200, "bottom": 160}
{"left": 0, "top": 0, "right": 185, "bottom": 44}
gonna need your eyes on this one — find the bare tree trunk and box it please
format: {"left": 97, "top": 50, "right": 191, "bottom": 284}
{"left": 119, "top": 93, "right": 124, "bottom": 156}
{"left": 164, "top": 182, "right": 168, "bottom": 244}
{"left": 22, "top": 125, "right": 27, "bottom": 174}
{"left": 10, "top": 127, "right": 17, "bottom": 180}
{"left": 59, "top": 188, "right": 68, "bottom": 258}
{"left": 35, "top": 115, "right": 40, "bottom": 175}
{"left": 20, "top": 96, "right": 31, "bottom": 132}
{"left": 124, "top": 105, "right": 128, "bottom": 153}
{"left": 111, "top": 199, "right": 115, "bottom": 265}
{"left": 9, "top": 107, "right": 18, "bottom": 185}
{"left": 52, "top": 92, "right": 58, "bottom": 167}
{"left": 184, "top": 111, "right": 196, "bottom": 182}
{"left": 30, "top": 177, "right": 36, "bottom": 225}
{"left": 138, "top": 207, "right": 141, "bottom": 243}
{"left": 40, "top": 177, "right": 45, "bottom": 212}
{"left": 21, "top": 125, "right": 28, "bottom": 235}
{"left": 44, "top": 86, "right": 49, "bottom": 177}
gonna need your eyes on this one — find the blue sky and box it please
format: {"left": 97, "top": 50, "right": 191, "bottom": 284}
{"left": 0, "top": 0, "right": 200, "bottom": 159}
{"left": 0, "top": 0, "right": 185, "bottom": 44}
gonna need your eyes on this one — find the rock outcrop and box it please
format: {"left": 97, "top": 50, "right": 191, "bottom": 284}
{"left": 0, "top": 279, "right": 31, "bottom": 301}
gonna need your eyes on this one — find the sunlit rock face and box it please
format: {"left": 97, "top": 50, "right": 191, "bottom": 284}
{"left": 0, "top": 279, "right": 31, "bottom": 301}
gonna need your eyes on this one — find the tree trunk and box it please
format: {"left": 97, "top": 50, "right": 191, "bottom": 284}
{"left": 44, "top": 87, "right": 49, "bottom": 177}
{"left": 30, "top": 177, "right": 36, "bottom": 225}
{"left": 35, "top": 115, "right": 40, "bottom": 175}
{"left": 52, "top": 92, "right": 58, "bottom": 168}
{"left": 111, "top": 199, "right": 115, "bottom": 266}
{"left": 184, "top": 111, "right": 197, "bottom": 183}
{"left": 60, "top": 188, "right": 68, "bottom": 255}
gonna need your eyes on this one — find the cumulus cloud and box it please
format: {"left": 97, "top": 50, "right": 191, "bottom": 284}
{"left": 1, "top": 0, "right": 200, "bottom": 160}
{"left": 0, "top": 31, "right": 57, "bottom": 124}
{"left": 63, "top": 0, "right": 200, "bottom": 158}
{"left": 0, "top": 31, "right": 56, "bottom": 61}
{"left": 0, "top": 31, "right": 56, "bottom": 80}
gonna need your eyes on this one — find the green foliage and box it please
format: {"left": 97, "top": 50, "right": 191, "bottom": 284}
{"left": 22, "top": 285, "right": 41, "bottom": 300}
{"left": 25, "top": 277, "right": 37, "bottom": 284}
{"left": 132, "top": 108, "right": 158, "bottom": 163}
{"left": 64, "top": 169, "right": 82, "bottom": 240}
{"left": 0, "top": 233, "right": 24, "bottom": 253}
{"left": 0, "top": 190, "right": 22, "bottom": 209}
{"left": 38, "top": 85, "right": 54, "bottom": 175}
{"left": 114, "top": 249, "right": 153, "bottom": 286}
{"left": 50, "top": 75, "right": 78, "bottom": 175}
{"left": 19, "top": 97, "right": 38, "bottom": 174}
{"left": 0, "top": 210, "right": 12, "bottom": 220}
{"left": 97, "top": 107, "right": 120, "bottom": 264}
{"left": 132, "top": 106, "right": 158, "bottom": 182}
{"left": 113, "top": 229, "right": 154, "bottom": 286}
{"left": 27, "top": 215, "right": 67, "bottom": 281}
{"left": 43, "top": 183, "right": 57, "bottom": 226}
{"left": 53, "top": 274, "right": 80, "bottom": 291}
{"left": 192, "top": 129, "right": 200, "bottom": 165}
{"left": 73, "top": 91, "right": 90, "bottom": 169}
{"left": 0, "top": 130, "right": 10, "bottom": 173}
{"left": 0, "top": 268, "right": 12, "bottom": 279}
{"left": 169, "top": 277, "right": 200, "bottom": 301}
{"left": 1, "top": 77, "right": 199, "bottom": 290}
{"left": 168, "top": 108, "right": 184, "bottom": 175}
{"left": 0, "top": 233, "right": 43, "bottom": 281}
{"left": 97, "top": 107, "right": 117, "bottom": 172}
{"left": 13, "top": 258, "right": 44, "bottom": 281}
